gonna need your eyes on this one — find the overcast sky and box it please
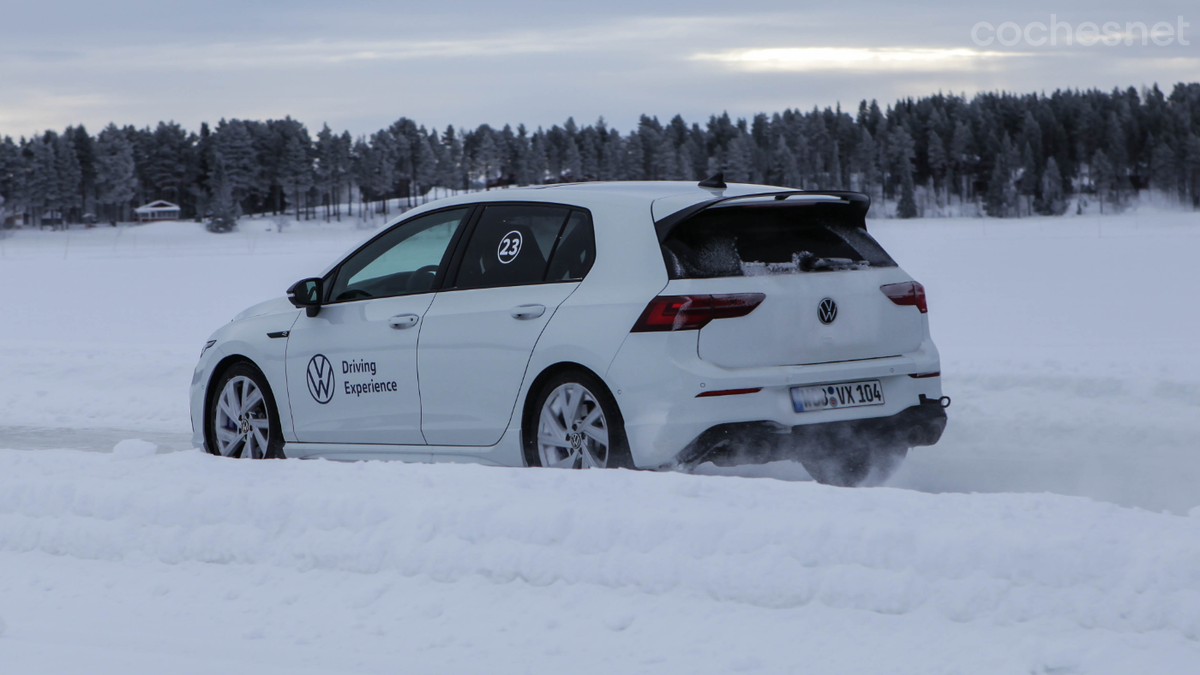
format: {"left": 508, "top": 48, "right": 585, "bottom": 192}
{"left": 1, "top": 0, "right": 1195, "bottom": 137}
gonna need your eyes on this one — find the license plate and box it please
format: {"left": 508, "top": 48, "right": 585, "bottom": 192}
{"left": 791, "top": 380, "right": 884, "bottom": 413}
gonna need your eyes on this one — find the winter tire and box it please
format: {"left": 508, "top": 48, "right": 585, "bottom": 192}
{"left": 206, "top": 362, "right": 285, "bottom": 459}
{"left": 524, "top": 370, "right": 633, "bottom": 469}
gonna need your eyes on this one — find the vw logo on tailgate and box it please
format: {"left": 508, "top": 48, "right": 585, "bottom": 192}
{"left": 306, "top": 354, "right": 335, "bottom": 404}
{"left": 818, "top": 298, "right": 838, "bottom": 325}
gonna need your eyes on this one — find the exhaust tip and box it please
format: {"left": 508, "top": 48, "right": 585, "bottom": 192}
{"left": 938, "top": 396, "right": 951, "bottom": 409}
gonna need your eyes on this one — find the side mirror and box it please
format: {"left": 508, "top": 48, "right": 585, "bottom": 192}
{"left": 287, "top": 278, "right": 323, "bottom": 317}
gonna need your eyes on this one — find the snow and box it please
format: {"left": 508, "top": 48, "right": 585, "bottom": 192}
{"left": 2, "top": 209, "right": 1200, "bottom": 672}
{"left": 4, "top": 449, "right": 1200, "bottom": 674}
{"left": 110, "top": 438, "right": 158, "bottom": 458}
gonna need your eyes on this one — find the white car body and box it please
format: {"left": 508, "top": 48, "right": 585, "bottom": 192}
{"left": 191, "top": 181, "right": 946, "bottom": 470}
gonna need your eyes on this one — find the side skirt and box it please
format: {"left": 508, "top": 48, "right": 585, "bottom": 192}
{"left": 283, "top": 428, "right": 525, "bottom": 466}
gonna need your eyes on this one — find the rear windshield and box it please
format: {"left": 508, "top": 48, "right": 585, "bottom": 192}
{"left": 661, "top": 203, "right": 896, "bottom": 279}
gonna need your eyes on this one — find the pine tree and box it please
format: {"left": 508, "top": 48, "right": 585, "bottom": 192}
{"left": 475, "top": 130, "right": 499, "bottom": 187}
{"left": 600, "top": 130, "right": 624, "bottom": 181}
{"left": 1091, "top": 149, "right": 1115, "bottom": 214}
{"left": 984, "top": 134, "right": 1019, "bottom": 218}
{"left": 926, "top": 130, "right": 947, "bottom": 204}
{"left": 439, "top": 126, "right": 464, "bottom": 192}
{"left": 146, "top": 122, "right": 191, "bottom": 208}
{"left": 94, "top": 123, "right": 137, "bottom": 223}
{"left": 1186, "top": 134, "right": 1200, "bottom": 208}
{"left": 279, "top": 134, "right": 310, "bottom": 220}
{"left": 769, "top": 132, "right": 799, "bottom": 187}
{"left": 528, "top": 131, "right": 548, "bottom": 185}
{"left": 654, "top": 133, "right": 680, "bottom": 180}
{"left": 368, "top": 131, "right": 397, "bottom": 212}
{"left": 209, "top": 153, "right": 237, "bottom": 221}
{"left": 413, "top": 134, "right": 436, "bottom": 200}
{"left": 678, "top": 136, "right": 703, "bottom": 181}
{"left": 0, "top": 136, "right": 23, "bottom": 221}
{"left": 212, "top": 120, "right": 257, "bottom": 209}
{"left": 725, "top": 134, "right": 754, "bottom": 183}
{"left": 54, "top": 133, "right": 83, "bottom": 223}
{"left": 27, "top": 137, "right": 59, "bottom": 228}
{"left": 561, "top": 135, "right": 582, "bottom": 180}
{"left": 315, "top": 124, "right": 335, "bottom": 220}
{"left": 950, "top": 120, "right": 972, "bottom": 203}
{"left": 1018, "top": 142, "right": 1038, "bottom": 216}
{"left": 890, "top": 126, "right": 918, "bottom": 218}
{"left": 1149, "top": 141, "right": 1178, "bottom": 200}
{"left": 828, "top": 140, "right": 843, "bottom": 189}
{"left": 851, "top": 127, "right": 877, "bottom": 198}
{"left": 624, "top": 130, "right": 645, "bottom": 180}
{"left": 1039, "top": 156, "right": 1065, "bottom": 215}
{"left": 351, "top": 137, "right": 372, "bottom": 215}
{"left": 512, "top": 124, "right": 532, "bottom": 185}
{"left": 71, "top": 125, "right": 97, "bottom": 218}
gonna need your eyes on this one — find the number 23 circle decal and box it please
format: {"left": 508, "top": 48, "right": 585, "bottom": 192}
{"left": 497, "top": 230, "right": 523, "bottom": 264}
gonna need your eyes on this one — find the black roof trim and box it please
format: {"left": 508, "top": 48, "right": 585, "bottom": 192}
{"left": 653, "top": 190, "right": 872, "bottom": 243}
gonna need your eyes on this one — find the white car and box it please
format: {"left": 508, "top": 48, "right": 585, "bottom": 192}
{"left": 191, "top": 177, "right": 948, "bottom": 485}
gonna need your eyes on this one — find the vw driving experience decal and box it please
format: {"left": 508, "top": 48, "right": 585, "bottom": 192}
{"left": 307, "top": 354, "right": 398, "bottom": 404}
{"left": 497, "top": 230, "right": 523, "bottom": 264}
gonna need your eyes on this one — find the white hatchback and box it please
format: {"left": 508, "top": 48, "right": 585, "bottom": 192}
{"left": 190, "top": 177, "right": 948, "bottom": 485}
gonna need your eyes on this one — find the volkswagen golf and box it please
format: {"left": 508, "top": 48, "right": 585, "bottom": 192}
{"left": 190, "top": 176, "right": 948, "bottom": 486}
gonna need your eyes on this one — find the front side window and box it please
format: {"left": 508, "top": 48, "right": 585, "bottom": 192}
{"left": 329, "top": 208, "right": 469, "bottom": 302}
{"left": 452, "top": 205, "right": 572, "bottom": 290}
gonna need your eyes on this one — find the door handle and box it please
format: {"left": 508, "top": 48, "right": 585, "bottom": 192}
{"left": 510, "top": 304, "right": 546, "bottom": 320}
{"left": 388, "top": 314, "right": 420, "bottom": 329}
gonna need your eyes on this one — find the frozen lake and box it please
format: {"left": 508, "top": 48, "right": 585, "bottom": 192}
{"left": 2, "top": 210, "right": 1199, "bottom": 673}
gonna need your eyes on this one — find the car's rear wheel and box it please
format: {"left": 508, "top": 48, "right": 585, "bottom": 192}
{"left": 525, "top": 370, "right": 633, "bottom": 469}
{"left": 207, "top": 362, "right": 284, "bottom": 459}
{"left": 799, "top": 444, "right": 907, "bottom": 487}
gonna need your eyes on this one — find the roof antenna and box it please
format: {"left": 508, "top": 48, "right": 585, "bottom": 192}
{"left": 698, "top": 172, "right": 726, "bottom": 190}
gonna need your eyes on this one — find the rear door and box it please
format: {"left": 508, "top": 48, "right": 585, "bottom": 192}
{"left": 418, "top": 206, "right": 595, "bottom": 447}
{"left": 285, "top": 207, "right": 471, "bottom": 444}
{"left": 658, "top": 200, "right": 923, "bottom": 368}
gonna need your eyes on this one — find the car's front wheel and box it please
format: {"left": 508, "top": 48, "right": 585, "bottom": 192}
{"left": 525, "top": 370, "right": 633, "bottom": 469}
{"left": 207, "top": 362, "right": 284, "bottom": 459}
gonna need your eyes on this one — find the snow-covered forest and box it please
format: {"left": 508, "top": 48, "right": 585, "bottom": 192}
{"left": 2, "top": 83, "right": 1200, "bottom": 228}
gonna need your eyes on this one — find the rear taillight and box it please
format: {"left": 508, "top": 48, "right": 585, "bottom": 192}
{"left": 880, "top": 281, "right": 927, "bottom": 313}
{"left": 631, "top": 293, "right": 765, "bottom": 332}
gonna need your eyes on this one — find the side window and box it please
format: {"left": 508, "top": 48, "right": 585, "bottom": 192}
{"left": 452, "top": 205, "right": 571, "bottom": 290}
{"left": 328, "top": 208, "right": 469, "bottom": 302}
{"left": 545, "top": 210, "right": 595, "bottom": 281}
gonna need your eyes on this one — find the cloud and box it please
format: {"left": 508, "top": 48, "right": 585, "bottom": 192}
{"left": 692, "top": 47, "right": 1034, "bottom": 73}
{"left": 2, "top": 15, "right": 747, "bottom": 73}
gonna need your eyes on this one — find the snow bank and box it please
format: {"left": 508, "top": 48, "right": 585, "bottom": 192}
{"left": 2, "top": 448, "right": 1199, "bottom": 672}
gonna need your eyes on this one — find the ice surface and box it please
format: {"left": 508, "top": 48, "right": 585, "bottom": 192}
{"left": 1, "top": 212, "right": 1200, "bottom": 672}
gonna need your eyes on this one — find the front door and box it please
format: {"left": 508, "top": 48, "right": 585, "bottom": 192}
{"left": 285, "top": 207, "right": 471, "bottom": 445}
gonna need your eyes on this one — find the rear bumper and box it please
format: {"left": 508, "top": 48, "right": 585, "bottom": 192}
{"left": 605, "top": 331, "right": 944, "bottom": 468}
{"left": 673, "top": 397, "right": 948, "bottom": 468}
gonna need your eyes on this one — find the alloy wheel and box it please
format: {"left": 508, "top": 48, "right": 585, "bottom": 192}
{"left": 537, "top": 382, "right": 609, "bottom": 468}
{"left": 213, "top": 375, "right": 271, "bottom": 459}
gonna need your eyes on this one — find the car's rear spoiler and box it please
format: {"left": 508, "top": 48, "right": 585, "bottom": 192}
{"left": 653, "top": 190, "right": 872, "bottom": 243}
